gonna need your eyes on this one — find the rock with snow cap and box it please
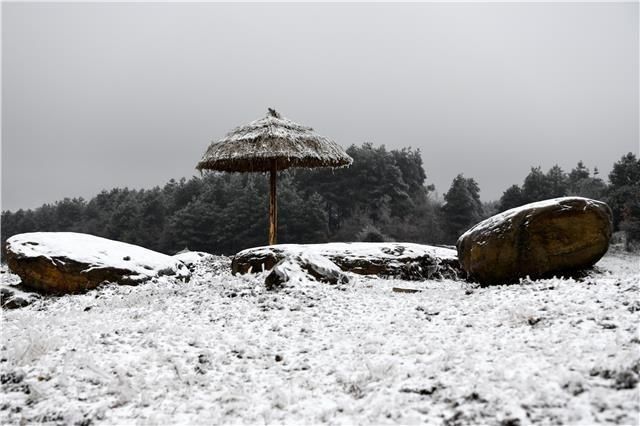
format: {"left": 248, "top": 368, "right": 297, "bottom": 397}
{"left": 265, "top": 252, "right": 349, "bottom": 290}
{"left": 457, "top": 197, "right": 613, "bottom": 285}
{"left": 173, "top": 250, "right": 213, "bottom": 270}
{"left": 4, "top": 232, "right": 190, "bottom": 294}
{"left": 0, "top": 284, "right": 41, "bottom": 309}
{"left": 233, "top": 242, "right": 462, "bottom": 280}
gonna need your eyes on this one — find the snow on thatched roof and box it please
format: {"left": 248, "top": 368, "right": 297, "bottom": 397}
{"left": 196, "top": 108, "right": 353, "bottom": 172}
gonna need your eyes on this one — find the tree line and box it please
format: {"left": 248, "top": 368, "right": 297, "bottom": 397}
{"left": 498, "top": 153, "right": 639, "bottom": 247}
{"left": 442, "top": 153, "right": 639, "bottom": 249}
{"left": 2, "top": 145, "right": 639, "bottom": 256}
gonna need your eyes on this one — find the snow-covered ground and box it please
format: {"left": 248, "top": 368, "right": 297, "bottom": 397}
{"left": 1, "top": 250, "right": 638, "bottom": 425}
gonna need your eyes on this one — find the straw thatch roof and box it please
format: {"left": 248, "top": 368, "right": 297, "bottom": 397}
{"left": 196, "top": 108, "right": 353, "bottom": 172}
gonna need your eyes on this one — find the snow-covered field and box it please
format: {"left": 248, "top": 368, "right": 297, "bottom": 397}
{"left": 1, "top": 250, "right": 639, "bottom": 425}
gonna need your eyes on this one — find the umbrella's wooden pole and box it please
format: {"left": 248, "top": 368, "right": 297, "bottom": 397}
{"left": 269, "top": 161, "right": 277, "bottom": 245}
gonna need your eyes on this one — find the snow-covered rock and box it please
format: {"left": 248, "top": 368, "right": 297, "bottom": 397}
{"left": 173, "top": 251, "right": 212, "bottom": 270}
{"left": 232, "top": 242, "right": 462, "bottom": 280}
{"left": 265, "top": 252, "right": 349, "bottom": 290}
{"left": 0, "top": 284, "right": 41, "bottom": 309}
{"left": 4, "top": 232, "right": 190, "bottom": 294}
{"left": 457, "top": 197, "right": 612, "bottom": 285}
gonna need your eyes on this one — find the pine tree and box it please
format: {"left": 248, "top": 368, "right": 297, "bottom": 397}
{"left": 276, "top": 176, "right": 329, "bottom": 244}
{"left": 522, "top": 167, "right": 552, "bottom": 203}
{"left": 620, "top": 197, "right": 640, "bottom": 251}
{"left": 568, "top": 161, "right": 590, "bottom": 190}
{"left": 55, "top": 197, "right": 86, "bottom": 231}
{"left": 609, "top": 153, "right": 640, "bottom": 188}
{"left": 607, "top": 153, "right": 640, "bottom": 247}
{"left": 546, "top": 165, "right": 568, "bottom": 198}
{"left": 441, "top": 174, "right": 483, "bottom": 243}
{"left": 499, "top": 185, "right": 524, "bottom": 212}
{"left": 566, "top": 161, "right": 606, "bottom": 199}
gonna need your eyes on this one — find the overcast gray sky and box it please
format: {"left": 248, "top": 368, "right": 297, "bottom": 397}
{"left": 2, "top": 2, "right": 638, "bottom": 211}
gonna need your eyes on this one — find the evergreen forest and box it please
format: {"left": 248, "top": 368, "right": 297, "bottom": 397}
{"left": 2, "top": 145, "right": 638, "bottom": 255}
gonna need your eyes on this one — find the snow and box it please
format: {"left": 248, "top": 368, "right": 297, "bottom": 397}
{"left": 237, "top": 242, "right": 458, "bottom": 262}
{"left": 267, "top": 252, "right": 348, "bottom": 288}
{"left": 5, "top": 232, "right": 189, "bottom": 282}
{"left": 0, "top": 282, "right": 41, "bottom": 309}
{"left": 458, "top": 196, "right": 609, "bottom": 242}
{"left": 1, "top": 250, "right": 638, "bottom": 425}
{"left": 266, "top": 257, "right": 310, "bottom": 286}
{"left": 296, "top": 251, "right": 348, "bottom": 283}
{"left": 173, "top": 251, "right": 212, "bottom": 267}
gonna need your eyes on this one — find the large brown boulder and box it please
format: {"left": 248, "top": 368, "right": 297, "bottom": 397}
{"left": 457, "top": 197, "right": 613, "bottom": 285}
{"left": 232, "top": 242, "right": 462, "bottom": 280}
{"left": 4, "top": 232, "right": 190, "bottom": 294}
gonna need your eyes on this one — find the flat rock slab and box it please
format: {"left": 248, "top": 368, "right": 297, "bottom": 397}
{"left": 457, "top": 197, "right": 613, "bottom": 285}
{"left": 232, "top": 242, "right": 462, "bottom": 280}
{"left": 4, "top": 232, "right": 190, "bottom": 294}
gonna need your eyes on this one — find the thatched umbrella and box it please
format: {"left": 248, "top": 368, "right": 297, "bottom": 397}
{"left": 196, "top": 108, "right": 352, "bottom": 245}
